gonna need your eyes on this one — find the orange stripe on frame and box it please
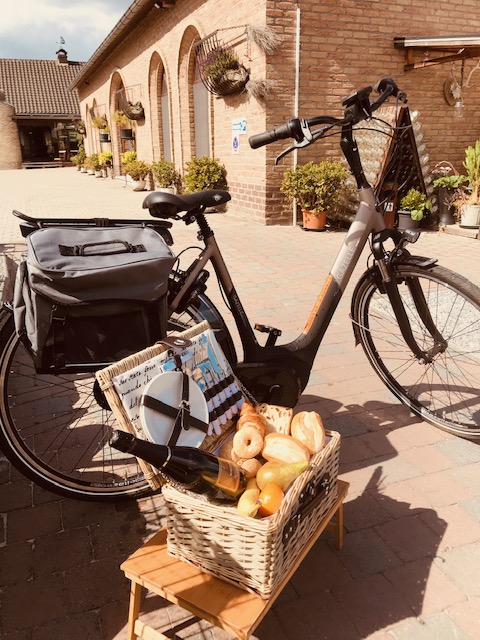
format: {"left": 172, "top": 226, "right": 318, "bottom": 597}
{"left": 303, "top": 274, "right": 333, "bottom": 334}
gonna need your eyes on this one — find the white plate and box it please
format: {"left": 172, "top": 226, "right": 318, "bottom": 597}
{"left": 140, "top": 371, "right": 209, "bottom": 448}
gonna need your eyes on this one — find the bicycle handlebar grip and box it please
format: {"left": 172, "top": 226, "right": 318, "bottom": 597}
{"left": 249, "top": 119, "right": 301, "bottom": 149}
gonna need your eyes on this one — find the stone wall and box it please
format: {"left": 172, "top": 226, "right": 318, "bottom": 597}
{"left": 0, "top": 91, "right": 22, "bottom": 170}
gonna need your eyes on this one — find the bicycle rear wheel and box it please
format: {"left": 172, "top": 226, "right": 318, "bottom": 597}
{"left": 352, "top": 263, "right": 480, "bottom": 439}
{"left": 0, "top": 294, "right": 235, "bottom": 501}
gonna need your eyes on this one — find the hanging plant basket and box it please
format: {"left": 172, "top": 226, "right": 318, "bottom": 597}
{"left": 123, "top": 102, "right": 145, "bottom": 121}
{"left": 195, "top": 32, "right": 249, "bottom": 97}
{"left": 211, "top": 66, "right": 249, "bottom": 96}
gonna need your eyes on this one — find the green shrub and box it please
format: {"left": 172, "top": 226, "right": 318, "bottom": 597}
{"left": 183, "top": 156, "right": 228, "bottom": 193}
{"left": 99, "top": 151, "right": 113, "bottom": 167}
{"left": 121, "top": 150, "right": 137, "bottom": 165}
{"left": 432, "top": 175, "right": 468, "bottom": 190}
{"left": 281, "top": 160, "right": 349, "bottom": 214}
{"left": 463, "top": 140, "right": 480, "bottom": 204}
{"left": 124, "top": 160, "right": 151, "bottom": 181}
{"left": 151, "top": 160, "right": 181, "bottom": 189}
{"left": 113, "top": 110, "right": 132, "bottom": 127}
{"left": 89, "top": 153, "right": 101, "bottom": 171}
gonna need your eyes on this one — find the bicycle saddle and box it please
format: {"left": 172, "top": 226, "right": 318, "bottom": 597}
{"left": 143, "top": 190, "right": 231, "bottom": 218}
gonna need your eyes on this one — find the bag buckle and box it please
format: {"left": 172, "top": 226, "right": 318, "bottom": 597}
{"left": 179, "top": 399, "right": 191, "bottom": 412}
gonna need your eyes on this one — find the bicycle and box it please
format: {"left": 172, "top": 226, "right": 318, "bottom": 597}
{"left": 1, "top": 78, "right": 479, "bottom": 502}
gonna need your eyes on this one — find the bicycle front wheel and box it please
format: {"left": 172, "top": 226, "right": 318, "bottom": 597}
{"left": 0, "top": 294, "right": 235, "bottom": 501}
{"left": 352, "top": 263, "right": 480, "bottom": 439}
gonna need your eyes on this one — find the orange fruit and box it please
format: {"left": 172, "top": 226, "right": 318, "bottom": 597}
{"left": 257, "top": 483, "right": 284, "bottom": 517}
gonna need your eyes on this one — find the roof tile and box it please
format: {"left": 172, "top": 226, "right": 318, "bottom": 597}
{"left": 0, "top": 57, "right": 85, "bottom": 117}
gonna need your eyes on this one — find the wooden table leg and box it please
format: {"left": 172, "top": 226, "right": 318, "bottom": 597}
{"left": 127, "top": 580, "right": 143, "bottom": 640}
{"left": 335, "top": 500, "right": 344, "bottom": 550}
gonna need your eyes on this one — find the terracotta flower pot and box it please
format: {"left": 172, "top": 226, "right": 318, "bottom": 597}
{"left": 302, "top": 209, "right": 327, "bottom": 231}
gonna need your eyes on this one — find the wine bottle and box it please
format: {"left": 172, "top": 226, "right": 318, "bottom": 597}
{"left": 110, "top": 430, "right": 247, "bottom": 498}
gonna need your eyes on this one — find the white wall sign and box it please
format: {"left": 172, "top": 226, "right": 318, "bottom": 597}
{"left": 232, "top": 117, "right": 247, "bottom": 134}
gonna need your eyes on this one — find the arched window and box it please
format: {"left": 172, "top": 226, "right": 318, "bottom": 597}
{"left": 193, "top": 59, "right": 210, "bottom": 157}
{"left": 161, "top": 74, "right": 172, "bottom": 161}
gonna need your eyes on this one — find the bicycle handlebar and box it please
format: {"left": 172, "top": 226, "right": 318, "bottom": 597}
{"left": 249, "top": 119, "right": 304, "bottom": 149}
{"left": 248, "top": 77, "right": 406, "bottom": 150}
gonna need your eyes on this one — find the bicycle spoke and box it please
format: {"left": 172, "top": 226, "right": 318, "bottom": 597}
{"left": 354, "top": 264, "right": 480, "bottom": 437}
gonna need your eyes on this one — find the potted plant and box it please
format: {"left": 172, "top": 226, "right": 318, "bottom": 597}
{"left": 459, "top": 140, "right": 480, "bottom": 228}
{"left": 151, "top": 159, "right": 181, "bottom": 193}
{"left": 91, "top": 115, "right": 110, "bottom": 142}
{"left": 432, "top": 173, "right": 468, "bottom": 226}
{"left": 84, "top": 156, "right": 95, "bottom": 175}
{"left": 90, "top": 153, "right": 102, "bottom": 177}
{"left": 183, "top": 156, "right": 228, "bottom": 192}
{"left": 99, "top": 150, "right": 113, "bottom": 177}
{"left": 198, "top": 45, "right": 249, "bottom": 96}
{"left": 281, "top": 160, "right": 349, "bottom": 231}
{"left": 397, "top": 188, "right": 432, "bottom": 230}
{"left": 113, "top": 110, "right": 134, "bottom": 139}
{"left": 123, "top": 159, "right": 151, "bottom": 191}
{"left": 99, "top": 125, "right": 110, "bottom": 143}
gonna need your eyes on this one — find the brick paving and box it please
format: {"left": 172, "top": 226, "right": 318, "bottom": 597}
{"left": 0, "top": 167, "right": 479, "bottom": 639}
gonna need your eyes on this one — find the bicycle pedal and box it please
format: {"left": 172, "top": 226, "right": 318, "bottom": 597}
{"left": 254, "top": 324, "right": 282, "bottom": 346}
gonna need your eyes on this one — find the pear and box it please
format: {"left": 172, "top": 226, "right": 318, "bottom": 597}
{"left": 256, "top": 460, "right": 309, "bottom": 492}
{"left": 236, "top": 478, "right": 260, "bottom": 517}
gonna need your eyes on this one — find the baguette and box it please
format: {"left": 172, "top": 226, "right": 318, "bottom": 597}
{"left": 262, "top": 432, "right": 311, "bottom": 464}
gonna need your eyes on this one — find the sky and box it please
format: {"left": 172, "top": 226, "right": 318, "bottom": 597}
{"left": 0, "top": 1, "right": 133, "bottom": 62}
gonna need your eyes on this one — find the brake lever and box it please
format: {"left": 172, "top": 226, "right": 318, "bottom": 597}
{"left": 275, "top": 138, "right": 311, "bottom": 164}
{"left": 275, "top": 123, "right": 332, "bottom": 164}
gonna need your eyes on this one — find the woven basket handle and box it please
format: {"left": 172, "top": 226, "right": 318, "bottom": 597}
{"left": 433, "top": 161, "right": 459, "bottom": 176}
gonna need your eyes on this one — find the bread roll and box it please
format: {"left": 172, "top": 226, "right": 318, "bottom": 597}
{"left": 290, "top": 411, "right": 325, "bottom": 454}
{"left": 236, "top": 457, "right": 263, "bottom": 479}
{"left": 255, "top": 404, "right": 293, "bottom": 435}
{"left": 261, "top": 433, "right": 310, "bottom": 464}
{"left": 240, "top": 400, "right": 257, "bottom": 417}
{"left": 236, "top": 412, "right": 267, "bottom": 435}
{"left": 233, "top": 426, "right": 264, "bottom": 459}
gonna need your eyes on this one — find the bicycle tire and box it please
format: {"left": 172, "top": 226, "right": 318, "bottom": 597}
{"left": 0, "top": 293, "right": 236, "bottom": 501}
{"left": 352, "top": 262, "right": 480, "bottom": 439}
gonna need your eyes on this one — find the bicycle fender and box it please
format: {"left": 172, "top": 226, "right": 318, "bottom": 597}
{"left": 395, "top": 254, "right": 438, "bottom": 268}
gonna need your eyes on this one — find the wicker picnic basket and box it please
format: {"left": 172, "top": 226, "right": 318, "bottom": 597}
{"left": 162, "top": 429, "right": 340, "bottom": 599}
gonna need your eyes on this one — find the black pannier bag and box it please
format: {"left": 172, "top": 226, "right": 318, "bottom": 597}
{"left": 13, "top": 226, "right": 176, "bottom": 372}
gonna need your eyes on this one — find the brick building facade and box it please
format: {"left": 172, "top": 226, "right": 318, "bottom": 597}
{"left": 72, "top": 0, "right": 480, "bottom": 224}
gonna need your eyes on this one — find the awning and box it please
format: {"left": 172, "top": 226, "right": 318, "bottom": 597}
{"left": 394, "top": 35, "right": 480, "bottom": 70}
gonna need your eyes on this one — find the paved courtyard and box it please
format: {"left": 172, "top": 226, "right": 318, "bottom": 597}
{"left": 1, "top": 167, "right": 480, "bottom": 639}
